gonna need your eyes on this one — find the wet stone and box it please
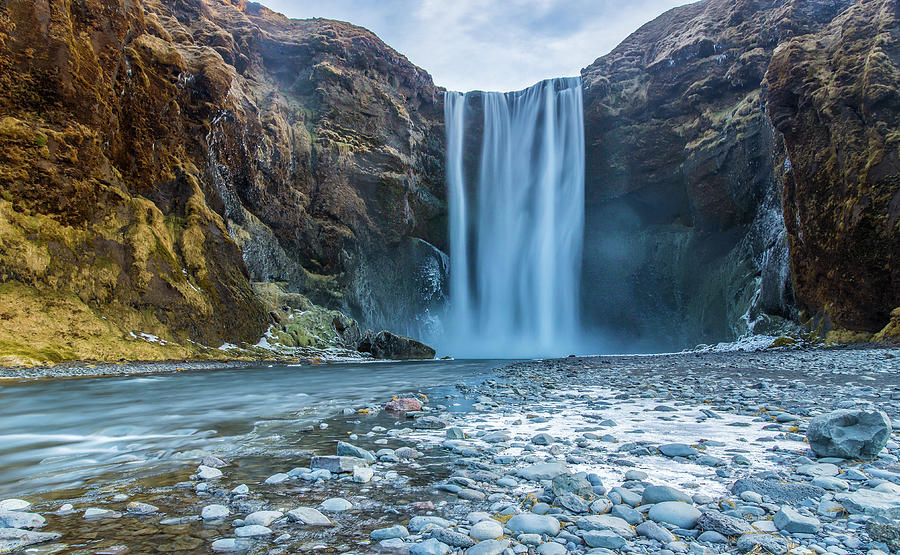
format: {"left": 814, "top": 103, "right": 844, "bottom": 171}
{"left": 506, "top": 514, "right": 560, "bottom": 536}
{"left": 736, "top": 533, "right": 789, "bottom": 554}
{"left": 287, "top": 507, "right": 332, "bottom": 526}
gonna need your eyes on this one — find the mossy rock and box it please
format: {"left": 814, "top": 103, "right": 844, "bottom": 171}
{"left": 768, "top": 336, "right": 797, "bottom": 348}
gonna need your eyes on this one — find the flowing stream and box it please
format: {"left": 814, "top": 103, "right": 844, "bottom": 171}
{"left": 444, "top": 77, "right": 585, "bottom": 358}
{"left": 0, "top": 360, "right": 500, "bottom": 497}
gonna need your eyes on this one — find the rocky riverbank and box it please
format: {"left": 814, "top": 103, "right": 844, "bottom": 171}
{"left": 1, "top": 347, "right": 899, "bottom": 554}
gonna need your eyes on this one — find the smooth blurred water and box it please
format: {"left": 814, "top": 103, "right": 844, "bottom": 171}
{"left": 0, "top": 360, "right": 499, "bottom": 497}
{"left": 444, "top": 77, "right": 585, "bottom": 358}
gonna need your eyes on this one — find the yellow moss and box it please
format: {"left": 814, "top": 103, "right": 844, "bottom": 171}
{"left": 873, "top": 307, "right": 900, "bottom": 342}
{"left": 824, "top": 329, "right": 872, "bottom": 345}
{"left": 0, "top": 281, "right": 204, "bottom": 366}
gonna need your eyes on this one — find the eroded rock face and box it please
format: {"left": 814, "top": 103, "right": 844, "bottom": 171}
{"left": 766, "top": 0, "right": 900, "bottom": 333}
{"left": 0, "top": 0, "right": 445, "bottom": 362}
{"left": 579, "top": 0, "right": 855, "bottom": 349}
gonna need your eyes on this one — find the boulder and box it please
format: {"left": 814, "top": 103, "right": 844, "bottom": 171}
{"left": 736, "top": 533, "right": 789, "bottom": 554}
{"left": 773, "top": 506, "right": 821, "bottom": 533}
{"left": 575, "top": 515, "right": 636, "bottom": 538}
{"left": 658, "top": 443, "right": 698, "bottom": 457}
{"left": 465, "top": 539, "right": 509, "bottom": 555}
{"left": 310, "top": 456, "right": 368, "bottom": 473}
{"left": 337, "top": 441, "right": 376, "bottom": 463}
{"left": 516, "top": 462, "right": 569, "bottom": 481}
{"left": 557, "top": 493, "right": 590, "bottom": 513}
{"left": 731, "top": 477, "right": 825, "bottom": 504}
{"left": 469, "top": 519, "right": 503, "bottom": 540}
{"left": 358, "top": 331, "right": 435, "bottom": 360}
{"left": 0, "top": 528, "right": 62, "bottom": 552}
{"left": 428, "top": 527, "right": 474, "bottom": 548}
{"left": 287, "top": 507, "right": 332, "bottom": 526}
{"left": 648, "top": 501, "right": 701, "bottom": 529}
{"left": 371, "top": 525, "right": 409, "bottom": 540}
{"left": 552, "top": 474, "right": 594, "bottom": 499}
{"left": 696, "top": 510, "right": 754, "bottom": 536}
{"left": 412, "top": 538, "right": 451, "bottom": 555}
{"left": 583, "top": 529, "right": 627, "bottom": 549}
{"left": 0, "top": 512, "right": 45, "bottom": 529}
{"left": 408, "top": 515, "right": 453, "bottom": 532}
{"left": 386, "top": 398, "right": 423, "bottom": 412}
{"left": 244, "top": 511, "right": 283, "bottom": 527}
{"left": 835, "top": 489, "right": 900, "bottom": 519}
{"left": 806, "top": 407, "right": 892, "bottom": 459}
{"left": 635, "top": 520, "right": 675, "bottom": 543}
{"left": 505, "top": 514, "right": 560, "bottom": 536}
{"left": 866, "top": 518, "right": 900, "bottom": 552}
{"left": 642, "top": 485, "right": 692, "bottom": 505}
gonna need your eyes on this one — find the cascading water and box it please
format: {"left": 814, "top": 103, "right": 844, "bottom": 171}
{"left": 443, "top": 77, "right": 585, "bottom": 357}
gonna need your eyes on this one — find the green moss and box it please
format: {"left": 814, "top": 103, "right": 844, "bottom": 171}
{"left": 769, "top": 336, "right": 797, "bottom": 348}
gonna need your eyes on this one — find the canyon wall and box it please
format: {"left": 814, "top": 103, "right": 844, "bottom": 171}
{"left": 0, "top": 0, "right": 445, "bottom": 363}
{"left": 0, "top": 0, "right": 896, "bottom": 363}
{"left": 579, "top": 0, "right": 897, "bottom": 350}
{"left": 767, "top": 0, "right": 899, "bottom": 334}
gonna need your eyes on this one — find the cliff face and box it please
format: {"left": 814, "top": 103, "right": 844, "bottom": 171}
{"left": 767, "top": 0, "right": 900, "bottom": 333}
{"left": 0, "top": 0, "right": 445, "bottom": 364}
{"left": 1, "top": 0, "right": 896, "bottom": 363}
{"left": 579, "top": 0, "right": 864, "bottom": 350}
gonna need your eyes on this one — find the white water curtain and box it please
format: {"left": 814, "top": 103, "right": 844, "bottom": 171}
{"left": 443, "top": 77, "right": 585, "bottom": 357}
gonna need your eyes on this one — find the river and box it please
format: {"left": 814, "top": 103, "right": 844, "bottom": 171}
{"left": 0, "top": 359, "right": 504, "bottom": 498}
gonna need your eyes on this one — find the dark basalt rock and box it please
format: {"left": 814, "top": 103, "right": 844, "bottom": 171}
{"left": 357, "top": 330, "right": 436, "bottom": 360}
{"left": 696, "top": 510, "right": 755, "bottom": 536}
{"left": 578, "top": 0, "right": 862, "bottom": 350}
{"left": 731, "top": 477, "right": 825, "bottom": 504}
{"left": 866, "top": 517, "right": 900, "bottom": 552}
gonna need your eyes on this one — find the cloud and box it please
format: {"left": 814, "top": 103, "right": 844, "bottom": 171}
{"left": 258, "top": 0, "right": 690, "bottom": 91}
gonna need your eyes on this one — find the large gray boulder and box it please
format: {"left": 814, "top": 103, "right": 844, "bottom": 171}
{"left": 806, "top": 407, "right": 891, "bottom": 459}
{"left": 696, "top": 510, "right": 755, "bottom": 536}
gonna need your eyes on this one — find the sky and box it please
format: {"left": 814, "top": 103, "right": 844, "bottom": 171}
{"left": 259, "top": 0, "right": 692, "bottom": 92}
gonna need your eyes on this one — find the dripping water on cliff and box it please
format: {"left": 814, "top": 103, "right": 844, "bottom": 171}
{"left": 441, "top": 77, "right": 586, "bottom": 357}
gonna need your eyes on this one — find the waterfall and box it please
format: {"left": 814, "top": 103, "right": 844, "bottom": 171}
{"left": 443, "top": 77, "right": 585, "bottom": 357}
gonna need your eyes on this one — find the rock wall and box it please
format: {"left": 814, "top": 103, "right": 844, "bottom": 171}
{"left": 579, "top": 0, "right": 865, "bottom": 350}
{"left": 1, "top": 0, "right": 896, "bottom": 362}
{"left": 0, "top": 0, "right": 446, "bottom": 363}
{"left": 766, "top": 0, "right": 900, "bottom": 333}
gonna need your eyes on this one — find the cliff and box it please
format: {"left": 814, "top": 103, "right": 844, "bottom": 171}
{"left": 0, "top": 0, "right": 445, "bottom": 365}
{"left": 1, "top": 0, "right": 896, "bottom": 363}
{"left": 578, "top": 0, "right": 898, "bottom": 349}
{"left": 766, "top": 0, "right": 900, "bottom": 334}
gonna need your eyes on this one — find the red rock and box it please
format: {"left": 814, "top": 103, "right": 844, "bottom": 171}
{"left": 385, "top": 398, "right": 423, "bottom": 412}
{"left": 409, "top": 501, "right": 435, "bottom": 511}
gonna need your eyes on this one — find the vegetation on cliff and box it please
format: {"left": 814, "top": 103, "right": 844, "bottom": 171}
{"left": 767, "top": 0, "right": 900, "bottom": 334}
{"left": 0, "top": 0, "right": 444, "bottom": 365}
